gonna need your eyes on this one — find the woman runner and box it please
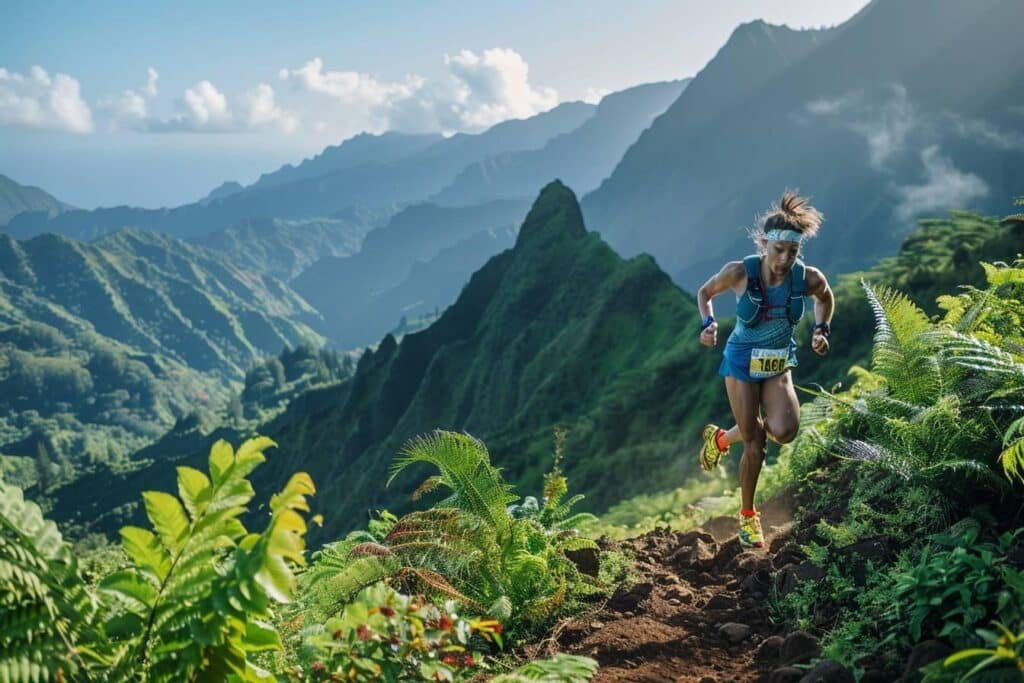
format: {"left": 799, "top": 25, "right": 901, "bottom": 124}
{"left": 696, "top": 191, "right": 835, "bottom": 548}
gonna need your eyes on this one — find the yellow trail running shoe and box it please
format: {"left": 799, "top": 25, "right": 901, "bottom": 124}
{"left": 738, "top": 511, "right": 765, "bottom": 548}
{"left": 699, "top": 424, "right": 727, "bottom": 472}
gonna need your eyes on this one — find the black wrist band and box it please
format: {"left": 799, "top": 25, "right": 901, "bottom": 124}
{"left": 814, "top": 322, "right": 832, "bottom": 339}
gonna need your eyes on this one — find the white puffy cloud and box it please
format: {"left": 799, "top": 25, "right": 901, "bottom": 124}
{"left": 0, "top": 65, "right": 93, "bottom": 133}
{"left": 98, "top": 88, "right": 148, "bottom": 130}
{"left": 182, "top": 80, "right": 232, "bottom": 128}
{"left": 282, "top": 48, "right": 559, "bottom": 135}
{"left": 895, "top": 146, "right": 989, "bottom": 221}
{"left": 240, "top": 83, "right": 298, "bottom": 133}
{"left": 442, "top": 48, "right": 558, "bottom": 129}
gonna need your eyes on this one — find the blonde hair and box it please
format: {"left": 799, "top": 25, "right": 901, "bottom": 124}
{"left": 750, "top": 190, "right": 824, "bottom": 246}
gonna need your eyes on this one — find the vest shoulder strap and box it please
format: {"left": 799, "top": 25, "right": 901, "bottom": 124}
{"left": 790, "top": 259, "right": 807, "bottom": 296}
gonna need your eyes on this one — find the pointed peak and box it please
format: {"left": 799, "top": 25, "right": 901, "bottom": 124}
{"left": 514, "top": 180, "right": 587, "bottom": 248}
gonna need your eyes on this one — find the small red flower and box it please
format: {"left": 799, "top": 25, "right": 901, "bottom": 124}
{"left": 438, "top": 615, "right": 453, "bottom": 630}
{"left": 311, "top": 661, "right": 325, "bottom": 673}
{"left": 356, "top": 624, "right": 373, "bottom": 641}
{"left": 463, "top": 654, "right": 475, "bottom": 667}
{"left": 380, "top": 606, "right": 395, "bottom": 617}
{"left": 492, "top": 623, "right": 504, "bottom": 633}
{"left": 441, "top": 653, "right": 460, "bottom": 666}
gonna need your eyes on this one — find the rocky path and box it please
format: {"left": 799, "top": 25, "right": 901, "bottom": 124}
{"left": 526, "top": 492, "right": 853, "bottom": 682}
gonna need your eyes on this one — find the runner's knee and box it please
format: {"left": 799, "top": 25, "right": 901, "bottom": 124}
{"left": 767, "top": 419, "right": 798, "bottom": 444}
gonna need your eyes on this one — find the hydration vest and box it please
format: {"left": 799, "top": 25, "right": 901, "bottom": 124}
{"left": 736, "top": 254, "right": 806, "bottom": 326}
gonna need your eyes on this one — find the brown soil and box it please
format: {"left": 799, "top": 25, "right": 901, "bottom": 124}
{"left": 526, "top": 492, "right": 800, "bottom": 682}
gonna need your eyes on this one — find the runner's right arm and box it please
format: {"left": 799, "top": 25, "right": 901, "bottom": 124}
{"left": 696, "top": 261, "right": 745, "bottom": 347}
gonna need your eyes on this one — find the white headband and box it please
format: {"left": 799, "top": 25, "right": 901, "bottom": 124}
{"left": 765, "top": 228, "right": 804, "bottom": 243}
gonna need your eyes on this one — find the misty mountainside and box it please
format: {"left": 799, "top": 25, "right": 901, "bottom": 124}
{"left": 0, "top": 228, "right": 323, "bottom": 378}
{"left": 2, "top": 101, "right": 595, "bottom": 242}
{"left": 48, "top": 181, "right": 733, "bottom": 543}
{"left": 582, "top": 0, "right": 1024, "bottom": 293}
{"left": 293, "top": 199, "right": 531, "bottom": 347}
{"left": 0, "top": 173, "right": 73, "bottom": 225}
{"left": 195, "top": 207, "right": 387, "bottom": 282}
{"left": 247, "top": 131, "right": 444, "bottom": 192}
{"left": 431, "top": 79, "right": 690, "bottom": 206}
{"left": 199, "top": 180, "right": 245, "bottom": 205}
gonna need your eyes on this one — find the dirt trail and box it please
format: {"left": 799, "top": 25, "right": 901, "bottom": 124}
{"left": 528, "top": 492, "right": 809, "bottom": 683}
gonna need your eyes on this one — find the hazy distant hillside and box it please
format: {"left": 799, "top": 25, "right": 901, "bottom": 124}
{"left": 247, "top": 131, "right": 444, "bottom": 191}
{"left": 432, "top": 79, "right": 690, "bottom": 206}
{"left": 0, "top": 174, "right": 73, "bottom": 225}
{"left": 294, "top": 199, "right": 530, "bottom": 346}
{"left": 3, "top": 101, "right": 595, "bottom": 242}
{"left": 583, "top": 0, "right": 1024, "bottom": 292}
{"left": 195, "top": 208, "right": 387, "bottom": 282}
{"left": 48, "top": 182, "right": 732, "bottom": 541}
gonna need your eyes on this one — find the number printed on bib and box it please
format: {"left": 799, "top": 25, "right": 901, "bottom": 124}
{"left": 749, "top": 347, "right": 790, "bottom": 379}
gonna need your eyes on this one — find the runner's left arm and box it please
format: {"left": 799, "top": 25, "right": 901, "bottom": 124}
{"left": 806, "top": 267, "right": 834, "bottom": 355}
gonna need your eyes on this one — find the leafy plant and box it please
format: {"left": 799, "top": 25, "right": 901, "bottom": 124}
{"left": 937, "top": 622, "right": 1024, "bottom": 682}
{"left": 490, "top": 653, "right": 599, "bottom": 682}
{"left": 0, "top": 474, "right": 98, "bottom": 681}
{"left": 292, "top": 582, "right": 496, "bottom": 682}
{"left": 304, "top": 430, "right": 602, "bottom": 638}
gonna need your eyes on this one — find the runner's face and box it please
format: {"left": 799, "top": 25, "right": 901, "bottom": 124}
{"left": 764, "top": 240, "right": 800, "bottom": 276}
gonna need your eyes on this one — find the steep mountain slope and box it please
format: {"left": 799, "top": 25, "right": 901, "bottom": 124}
{"left": 0, "top": 174, "right": 73, "bottom": 225}
{"left": 432, "top": 80, "right": 690, "bottom": 206}
{"left": 1, "top": 229, "right": 322, "bottom": 377}
{"left": 49, "top": 182, "right": 733, "bottom": 542}
{"left": 195, "top": 208, "right": 385, "bottom": 282}
{"left": 583, "top": 0, "right": 1024, "bottom": 292}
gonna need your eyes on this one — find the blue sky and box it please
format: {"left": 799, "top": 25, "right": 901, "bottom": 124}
{"left": 1, "top": 1, "right": 870, "bottom": 208}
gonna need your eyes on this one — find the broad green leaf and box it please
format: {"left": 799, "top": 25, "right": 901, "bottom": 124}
{"left": 208, "top": 439, "right": 235, "bottom": 485}
{"left": 99, "top": 569, "right": 158, "bottom": 611}
{"left": 143, "top": 491, "right": 191, "bottom": 554}
{"left": 177, "top": 466, "right": 211, "bottom": 519}
{"left": 120, "top": 526, "right": 172, "bottom": 580}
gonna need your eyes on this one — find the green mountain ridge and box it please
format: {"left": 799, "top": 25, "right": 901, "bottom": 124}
{"left": 48, "top": 181, "right": 732, "bottom": 542}
{"left": 0, "top": 173, "right": 73, "bottom": 226}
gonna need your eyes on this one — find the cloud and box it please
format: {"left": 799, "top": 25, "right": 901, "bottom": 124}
{"left": 583, "top": 87, "right": 611, "bottom": 105}
{"left": 0, "top": 65, "right": 93, "bottom": 133}
{"left": 895, "top": 146, "right": 989, "bottom": 221}
{"left": 805, "top": 84, "right": 914, "bottom": 169}
{"left": 949, "top": 114, "right": 1024, "bottom": 151}
{"left": 282, "top": 48, "right": 559, "bottom": 134}
{"left": 144, "top": 67, "right": 159, "bottom": 97}
{"left": 240, "top": 83, "right": 298, "bottom": 133}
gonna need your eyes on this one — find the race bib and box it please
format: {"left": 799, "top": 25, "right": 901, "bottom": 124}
{"left": 749, "top": 347, "right": 790, "bottom": 379}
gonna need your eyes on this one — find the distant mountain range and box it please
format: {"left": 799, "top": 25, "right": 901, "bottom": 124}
{"left": 582, "top": 0, "right": 1024, "bottom": 291}
{"left": 2, "top": 101, "right": 595, "bottom": 242}
{"left": 431, "top": 79, "right": 689, "bottom": 206}
{"left": 293, "top": 199, "right": 531, "bottom": 347}
{"left": 0, "top": 174, "right": 73, "bottom": 225}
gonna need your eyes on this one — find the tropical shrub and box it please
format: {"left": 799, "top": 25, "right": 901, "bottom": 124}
{"left": 300, "top": 430, "right": 602, "bottom": 639}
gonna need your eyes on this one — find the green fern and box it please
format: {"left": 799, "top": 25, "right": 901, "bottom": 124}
{"left": 97, "top": 436, "right": 314, "bottom": 681}
{"left": 0, "top": 478, "right": 100, "bottom": 682}
{"left": 489, "top": 653, "right": 599, "bottom": 682}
